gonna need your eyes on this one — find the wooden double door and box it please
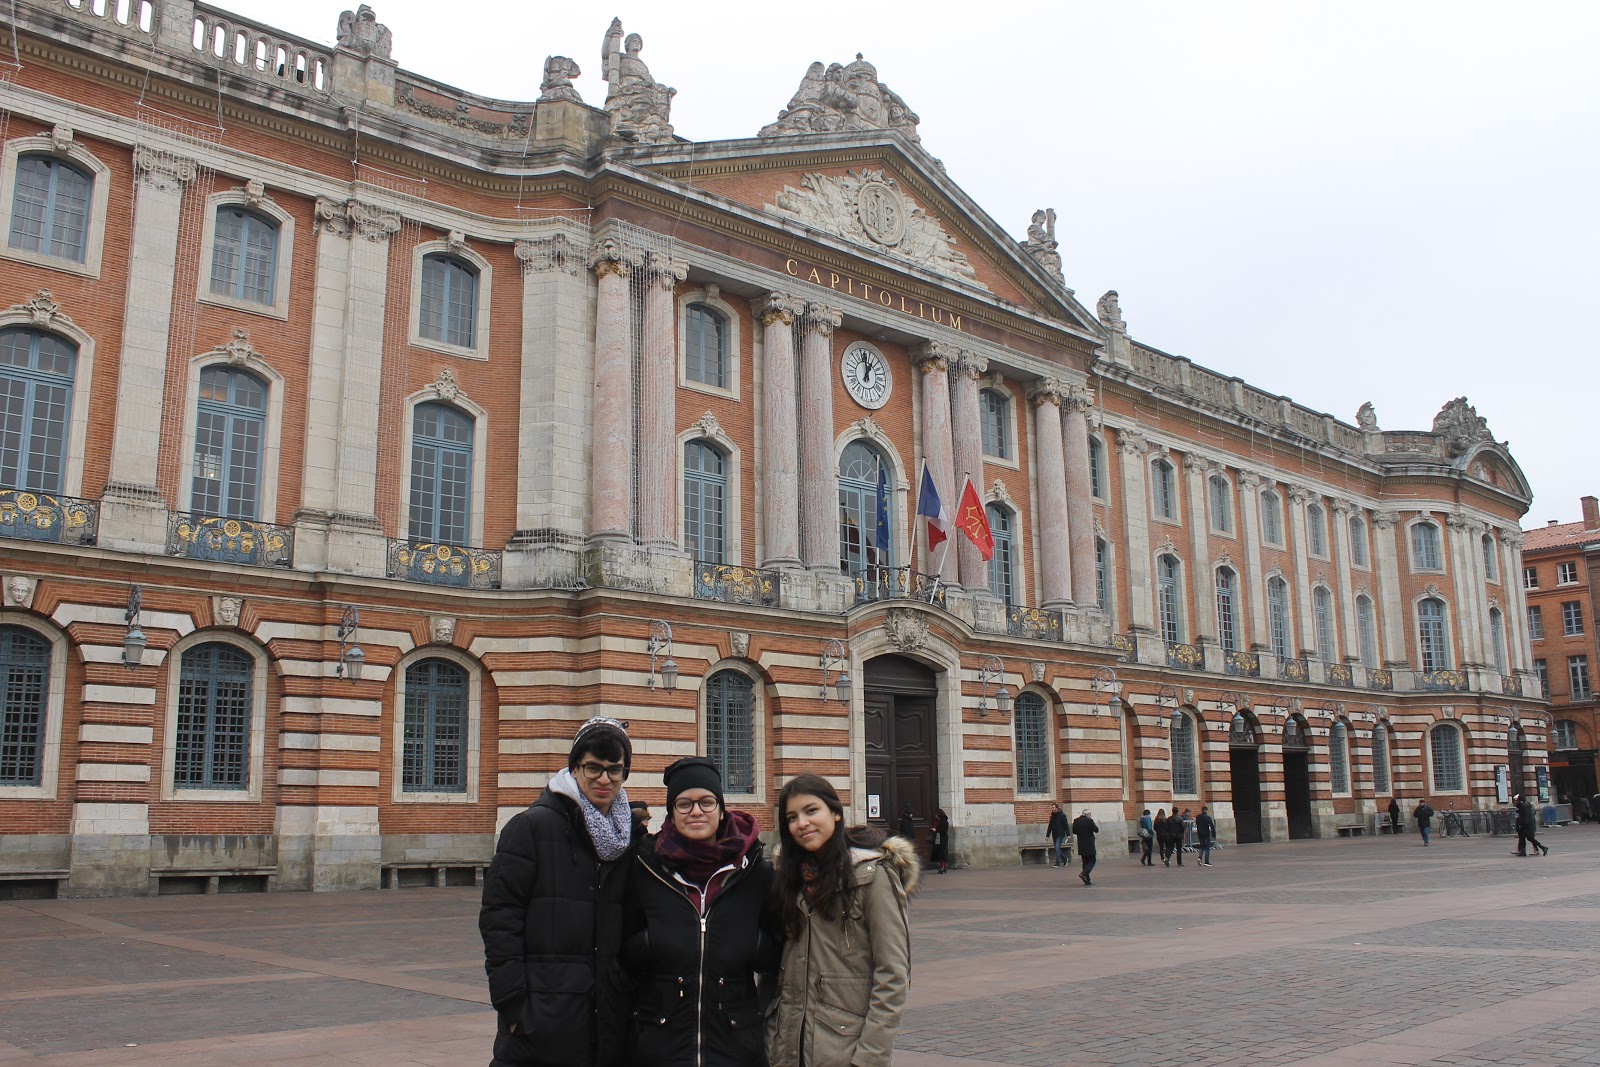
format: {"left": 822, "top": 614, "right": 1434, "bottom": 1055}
{"left": 863, "top": 655, "right": 939, "bottom": 854}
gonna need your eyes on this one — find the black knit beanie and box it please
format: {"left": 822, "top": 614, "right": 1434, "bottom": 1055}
{"left": 568, "top": 716, "right": 632, "bottom": 776}
{"left": 663, "top": 756, "right": 724, "bottom": 812}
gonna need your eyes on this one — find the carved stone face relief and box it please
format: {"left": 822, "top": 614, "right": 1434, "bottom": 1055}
{"left": 5, "top": 575, "right": 36, "bottom": 608}
{"left": 431, "top": 616, "right": 457, "bottom": 644}
{"left": 731, "top": 631, "right": 750, "bottom": 658}
{"left": 214, "top": 596, "right": 243, "bottom": 626}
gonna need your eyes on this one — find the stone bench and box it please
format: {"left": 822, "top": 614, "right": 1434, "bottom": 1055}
{"left": 381, "top": 862, "right": 486, "bottom": 889}
{"left": 1019, "top": 843, "right": 1067, "bottom": 865}
{"left": 150, "top": 866, "right": 276, "bottom": 895}
{"left": 1334, "top": 815, "right": 1366, "bottom": 837}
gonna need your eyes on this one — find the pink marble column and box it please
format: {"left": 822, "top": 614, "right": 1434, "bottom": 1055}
{"left": 587, "top": 238, "right": 639, "bottom": 543}
{"left": 636, "top": 251, "right": 688, "bottom": 549}
{"left": 915, "top": 341, "right": 959, "bottom": 587}
{"left": 757, "top": 292, "right": 802, "bottom": 569}
{"left": 949, "top": 350, "right": 989, "bottom": 593}
{"left": 1030, "top": 378, "right": 1072, "bottom": 608}
{"left": 1063, "top": 385, "right": 1097, "bottom": 606}
{"left": 798, "top": 303, "right": 843, "bottom": 570}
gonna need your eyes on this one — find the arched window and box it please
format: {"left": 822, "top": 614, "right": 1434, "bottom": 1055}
{"left": 174, "top": 642, "right": 254, "bottom": 791}
{"left": 1417, "top": 597, "right": 1450, "bottom": 671}
{"left": 1307, "top": 502, "right": 1328, "bottom": 556}
{"left": 1349, "top": 515, "right": 1368, "bottom": 567}
{"left": 1552, "top": 719, "right": 1579, "bottom": 750}
{"left": 1481, "top": 533, "right": 1497, "bottom": 580}
{"left": 1488, "top": 608, "right": 1506, "bottom": 675}
{"left": 1209, "top": 475, "right": 1233, "bottom": 534}
{"left": 684, "top": 303, "right": 727, "bottom": 389}
{"left": 0, "top": 327, "right": 77, "bottom": 493}
{"left": 1215, "top": 567, "right": 1238, "bottom": 652}
{"left": 191, "top": 366, "right": 266, "bottom": 519}
{"left": 980, "top": 389, "right": 1010, "bottom": 459}
{"left": 1356, "top": 595, "right": 1379, "bottom": 669}
{"left": 1313, "top": 586, "right": 1335, "bottom": 662}
{"left": 1267, "top": 576, "right": 1291, "bottom": 659}
{"left": 1429, "top": 721, "right": 1464, "bottom": 792}
{"left": 1330, "top": 720, "right": 1350, "bottom": 794}
{"left": 10, "top": 155, "right": 92, "bottom": 262}
{"left": 1260, "top": 489, "right": 1283, "bottom": 545}
{"left": 705, "top": 669, "right": 754, "bottom": 793}
{"left": 1014, "top": 691, "right": 1048, "bottom": 794}
{"left": 0, "top": 625, "right": 50, "bottom": 787}
{"left": 419, "top": 253, "right": 478, "bottom": 348}
{"left": 1151, "top": 458, "right": 1177, "bottom": 520}
{"left": 209, "top": 206, "right": 278, "bottom": 305}
{"left": 1157, "top": 554, "right": 1182, "bottom": 644}
{"left": 1411, "top": 521, "right": 1441, "bottom": 570}
{"left": 1088, "top": 436, "right": 1105, "bottom": 499}
{"left": 1095, "top": 538, "right": 1109, "bottom": 611}
{"left": 683, "top": 439, "right": 727, "bottom": 564}
{"left": 1372, "top": 724, "right": 1392, "bottom": 795}
{"left": 837, "top": 440, "right": 889, "bottom": 578}
{"left": 402, "top": 658, "right": 468, "bottom": 794}
{"left": 988, "top": 503, "right": 1015, "bottom": 612}
{"left": 1170, "top": 711, "right": 1197, "bottom": 795}
{"left": 408, "top": 402, "right": 474, "bottom": 545}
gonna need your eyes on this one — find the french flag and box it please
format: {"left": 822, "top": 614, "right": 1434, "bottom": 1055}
{"left": 916, "top": 460, "right": 950, "bottom": 553}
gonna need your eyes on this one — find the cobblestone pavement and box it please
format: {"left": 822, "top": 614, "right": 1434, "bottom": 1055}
{"left": 3, "top": 828, "right": 1598, "bottom": 1066}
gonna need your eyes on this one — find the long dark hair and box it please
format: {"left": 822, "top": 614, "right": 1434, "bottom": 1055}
{"left": 774, "top": 774, "right": 883, "bottom": 936}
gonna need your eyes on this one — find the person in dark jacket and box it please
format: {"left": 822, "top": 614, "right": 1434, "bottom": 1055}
{"left": 1513, "top": 794, "right": 1550, "bottom": 856}
{"left": 1194, "top": 806, "right": 1216, "bottom": 867}
{"left": 897, "top": 804, "right": 917, "bottom": 842}
{"left": 1152, "top": 809, "right": 1169, "bottom": 866}
{"left": 1412, "top": 799, "right": 1434, "bottom": 846}
{"left": 929, "top": 807, "right": 951, "bottom": 874}
{"left": 1137, "top": 809, "right": 1155, "bottom": 866}
{"left": 480, "top": 716, "right": 639, "bottom": 1067}
{"left": 1160, "top": 807, "right": 1185, "bottom": 866}
{"left": 1070, "top": 809, "right": 1099, "bottom": 886}
{"left": 1387, "top": 797, "right": 1402, "bottom": 835}
{"left": 625, "top": 757, "right": 780, "bottom": 1067}
{"left": 1046, "top": 803, "right": 1070, "bottom": 868}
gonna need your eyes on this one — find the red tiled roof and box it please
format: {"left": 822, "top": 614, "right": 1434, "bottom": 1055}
{"left": 1523, "top": 520, "right": 1600, "bottom": 553}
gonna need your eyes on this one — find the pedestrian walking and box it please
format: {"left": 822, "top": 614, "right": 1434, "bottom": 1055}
{"left": 1195, "top": 805, "right": 1216, "bottom": 866}
{"left": 1173, "top": 808, "right": 1192, "bottom": 866}
{"left": 1137, "top": 808, "right": 1155, "bottom": 866}
{"left": 630, "top": 800, "right": 654, "bottom": 841}
{"left": 480, "top": 716, "right": 638, "bottom": 1067}
{"left": 1071, "top": 808, "right": 1099, "bottom": 886}
{"left": 1413, "top": 798, "right": 1434, "bottom": 846}
{"left": 1046, "top": 802, "right": 1070, "bottom": 868}
{"left": 1387, "top": 797, "right": 1401, "bottom": 835}
{"left": 623, "top": 757, "right": 780, "bottom": 1067}
{"left": 1577, "top": 795, "right": 1592, "bottom": 823}
{"left": 1513, "top": 794, "right": 1550, "bottom": 857}
{"left": 1154, "top": 808, "right": 1173, "bottom": 866}
{"left": 929, "top": 807, "right": 951, "bottom": 875}
{"left": 768, "top": 774, "right": 916, "bottom": 1067}
{"left": 897, "top": 803, "right": 916, "bottom": 842}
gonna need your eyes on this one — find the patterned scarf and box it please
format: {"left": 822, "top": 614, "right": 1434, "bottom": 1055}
{"left": 655, "top": 809, "right": 757, "bottom": 891}
{"left": 799, "top": 857, "right": 825, "bottom": 904}
{"left": 549, "top": 768, "right": 632, "bottom": 861}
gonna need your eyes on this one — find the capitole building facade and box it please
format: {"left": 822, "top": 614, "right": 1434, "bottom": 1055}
{"left": 0, "top": 0, "right": 1551, "bottom": 896}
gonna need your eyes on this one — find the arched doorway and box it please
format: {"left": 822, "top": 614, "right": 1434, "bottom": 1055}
{"left": 1282, "top": 715, "right": 1314, "bottom": 839}
{"left": 1229, "top": 711, "right": 1264, "bottom": 843}
{"left": 863, "top": 654, "right": 939, "bottom": 855}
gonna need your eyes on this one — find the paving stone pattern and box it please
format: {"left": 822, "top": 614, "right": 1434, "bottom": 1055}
{"left": 1, "top": 829, "right": 1598, "bottom": 1065}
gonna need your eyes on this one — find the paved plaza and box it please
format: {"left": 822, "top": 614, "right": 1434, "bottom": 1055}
{"left": 3, "top": 826, "right": 1599, "bottom": 1067}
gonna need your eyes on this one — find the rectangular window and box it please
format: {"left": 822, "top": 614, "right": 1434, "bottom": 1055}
{"left": 1089, "top": 437, "right": 1104, "bottom": 499}
{"left": 1349, "top": 517, "right": 1368, "bottom": 567}
{"left": 1523, "top": 566, "right": 1538, "bottom": 590}
{"left": 1357, "top": 599, "right": 1378, "bottom": 669}
{"left": 1261, "top": 492, "right": 1282, "bottom": 545}
{"left": 1563, "top": 601, "right": 1584, "bottom": 637}
{"left": 1308, "top": 506, "right": 1327, "bottom": 556}
{"left": 1371, "top": 728, "right": 1390, "bottom": 795}
{"left": 1558, "top": 562, "right": 1578, "bottom": 585}
{"left": 1430, "top": 726, "right": 1464, "bottom": 792}
{"left": 1527, "top": 606, "right": 1544, "bottom": 641}
{"left": 1570, "top": 656, "right": 1592, "bottom": 701}
{"left": 1535, "top": 659, "right": 1549, "bottom": 698}
{"left": 684, "top": 304, "right": 727, "bottom": 389}
{"left": 1095, "top": 540, "right": 1108, "bottom": 611}
{"left": 980, "top": 390, "right": 1009, "bottom": 459}
{"left": 1152, "top": 462, "right": 1176, "bottom": 520}
{"left": 1209, "top": 477, "right": 1232, "bottom": 534}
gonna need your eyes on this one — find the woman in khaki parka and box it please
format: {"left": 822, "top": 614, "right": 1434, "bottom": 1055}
{"left": 767, "top": 774, "right": 917, "bottom": 1067}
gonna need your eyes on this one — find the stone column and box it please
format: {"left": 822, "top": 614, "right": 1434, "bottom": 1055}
{"left": 798, "top": 303, "right": 843, "bottom": 570}
{"left": 1331, "top": 499, "right": 1360, "bottom": 660}
{"left": 1501, "top": 531, "right": 1532, "bottom": 672}
{"left": 1285, "top": 485, "right": 1317, "bottom": 657}
{"left": 1029, "top": 379, "right": 1071, "bottom": 609}
{"left": 1116, "top": 429, "right": 1154, "bottom": 633}
{"left": 949, "top": 350, "right": 989, "bottom": 592}
{"left": 1182, "top": 454, "right": 1215, "bottom": 643}
{"left": 1446, "top": 511, "right": 1484, "bottom": 667}
{"left": 99, "top": 148, "right": 195, "bottom": 553}
{"left": 1063, "top": 386, "right": 1098, "bottom": 607}
{"left": 1237, "top": 471, "right": 1269, "bottom": 650}
{"left": 915, "top": 342, "right": 959, "bottom": 587}
{"left": 587, "top": 237, "right": 640, "bottom": 544}
{"left": 1371, "top": 510, "right": 1408, "bottom": 667}
{"left": 636, "top": 251, "right": 688, "bottom": 550}
{"left": 756, "top": 293, "right": 802, "bottom": 569}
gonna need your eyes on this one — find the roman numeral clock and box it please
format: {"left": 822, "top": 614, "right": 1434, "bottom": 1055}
{"left": 841, "top": 341, "right": 892, "bottom": 409}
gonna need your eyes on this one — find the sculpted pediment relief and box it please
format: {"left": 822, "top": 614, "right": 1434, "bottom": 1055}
{"left": 765, "top": 168, "right": 986, "bottom": 290}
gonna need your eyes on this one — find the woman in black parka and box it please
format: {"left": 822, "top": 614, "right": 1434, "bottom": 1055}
{"left": 625, "top": 757, "right": 782, "bottom": 1066}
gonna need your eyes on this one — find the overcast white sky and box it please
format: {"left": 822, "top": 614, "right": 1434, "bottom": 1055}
{"left": 231, "top": 0, "right": 1599, "bottom": 525}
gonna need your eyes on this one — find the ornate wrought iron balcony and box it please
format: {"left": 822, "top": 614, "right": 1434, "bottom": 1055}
{"left": 853, "top": 566, "right": 947, "bottom": 609}
{"left": 387, "top": 539, "right": 501, "bottom": 589}
{"left": 1325, "top": 663, "right": 1354, "bottom": 688}
{"left": 1007, "top": 607, "right": 1063, "bottom": 642}
{"left": 1368, "top": 668, "right": 1394, "bottom": 691}
{"left": 1278, "top": 657, "right": 1310, "bottom": 684}
{"left": 0, "top": 489, "right": 98, "bottom": 546}
{"left": 693, "top": 562, "right": 779, "bottom": 606}
{"left": 1166, "top": 641, "right": 1203, "bottom": 670}
{"left": 1418, "top": 669, "right": 1469, "bottom": 692}
{"left": 1224, "top": 650, "right": 1261, "bottom": 677}
{"left": 168, "top": 512, "right": 292, "bottom": 567}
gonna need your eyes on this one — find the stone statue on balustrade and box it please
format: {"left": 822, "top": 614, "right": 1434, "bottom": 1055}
{"left": 761, "top": 53, "right": 921, "bottom": 143}
{"left": 540, "top": 56, "right": 582, "bottom": 103}
{"left": 601, "top": 18, "right": 676, "bottom": 144}
{"left": 1356, "top": 402, "right": 1379, "bottom": 431}
{"left": 336, "top": 5, "right": 392, "bottom": 58}
{"left": 1021, "top": 208, "right": 1064, "bottom": 285}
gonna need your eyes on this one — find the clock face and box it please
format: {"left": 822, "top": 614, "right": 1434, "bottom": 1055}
{"left": 841, "top": 342, "right": 893, "bottom": 410}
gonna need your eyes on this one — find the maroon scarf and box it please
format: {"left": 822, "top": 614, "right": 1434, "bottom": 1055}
{"left": 655, "top": 809, "right": 759, "bottom": 897}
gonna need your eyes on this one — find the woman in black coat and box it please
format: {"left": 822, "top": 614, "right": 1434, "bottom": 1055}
{"left": 929, "top": 807, "right": 951, "bottom": 874}
{"left": 625, "top": 757, "right": 782, "bottom": 1066}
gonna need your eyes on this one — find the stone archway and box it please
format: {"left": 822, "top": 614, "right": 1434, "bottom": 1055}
{"left": 862, "top": 653, "right": 940, "bottom": 858}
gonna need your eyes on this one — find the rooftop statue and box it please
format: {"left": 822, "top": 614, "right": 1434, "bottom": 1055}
{"left": 539, "top": 56, "right": 582, "bottom": 103}
{"left": 336, "top": 5, "right": 392, "bottom": 58}
{"left": 1021, "top": 208, "right": 1064, "bottom": 286}
{"left": 1432, "top": 397, "right": 1493, "bottom": 457}
{"left": 601, "top": 18, "right": 675, "bottom": 144}
{"left": 1096, "top": 290, "right": 1126, "bottom": 332}
{"left": 761, "top": 54, "right": 921, "bottom": 143}
{"left": 1356, "top": 402, "right": 1379, "bottom": 431}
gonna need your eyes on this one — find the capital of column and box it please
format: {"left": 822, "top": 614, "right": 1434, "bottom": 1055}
{"left": 1501, "top": 529, "right": 1524, "bottom": 550}
{"left": 1285, "top": 483, "right": 1311, "bottom": 505}
{"left": 588, "top": 236, "right": 643, "bottom": 279}
{"left": 801, "top": 302, "right": 844, "bottom": 336}
{"left": 1063, "top": 384, "right": 1095, "bottom": 414}
{"left": 1114, "top": 428, "right": 1148, "bottom": 456}
{"left": 1236, "top": 469, "right": 1262, "bottom": 491}
{"left": 1027, "top": 377, "right": 1066, "bottom": 407}
{"left": 913, "top": 339, "right": 955, "bottom": 374}
{"left": 642, "top": 250, "right": 689, "bottom": 289}
{"left": 516, "top": 233, "right": 583, "bottom": 276}
{"left": 1330, "top": 497, "right": 1357, "bottom": 517}
{"left": 754, "top": 291, "right": 801, "bottom": 326}
{"left": 1371, "top": 509, "right": 1399, "bottom": 531}
{"left": 1182, "top": 452, "right": 1209, "bottom": 475}
{"left": 1445, "top": 509, "right": 1471, "bottom": 531}
{"left": 133, "top": 145, "right": 197, "bottom": 192}
{"left": 948, "top": 348, "right": 989, "bottom": 380}
{"left": 347, "top": 200, "right": 402, "bottom": 242}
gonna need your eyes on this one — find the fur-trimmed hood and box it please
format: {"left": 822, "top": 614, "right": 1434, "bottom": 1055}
{"left": 850, "top": 834, "right": 921, "bottom": 898}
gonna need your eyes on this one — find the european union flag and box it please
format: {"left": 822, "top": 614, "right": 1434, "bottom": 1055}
{"left": 874, "top": 464, "right": 890, "bottom": 558}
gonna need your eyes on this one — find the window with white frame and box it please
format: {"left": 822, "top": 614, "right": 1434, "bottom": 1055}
{"left": 1268, "top": 577, "right": 1291, "bottom": 659}
{"left": 9, "top": 155, "right": 91, "bottom": 263}
{"left": 1170, "top": 711, "right": 1197, "bottom": 795}
{"left": 1215, "top": 567, "right": 1239, "bottom": 652}
{"left": 1411, "top": 521, "right": 1442, "bottom": 571}
{"left": 988, "top": 503, "right": 1016, "bottom": 613}
{"left": 1527, "top": 605, "right": 1545, "bottom": 641}
{"left": 980, "top": 389, "right": 1010, "bottom": 460}
{"left": 0, "top": 327, "right": 76, "bottom": 493}
{"left": 1489, "top": 608, "right": 1506, "bottom": 675}
{"left": 408, "top": 402, "right": 474, "bottom": 545}
{"left": 683, "top": 439, "right": 727, "bottom": 564}
{"left": 190, "top": 366, "right": 265, "bottom": 519}
{"left": 1372, "top": 724, "right": 1391, "bottom": 795}
{"left": 1535, "top": 658, "right": 1549, "bottom": 698}
{"left": 1429, "top": 722, "right": 1465, "bottom": 792}
{"left": 173, "top": 642, "right": 254, "bottom": 791}
{"left": 1013, "top": 691, "right": 1048, "bottom": 794}
{"left": 419, "top": 253, "right": 478, "bottom": 349}
{"left": 1481, "top": 534, "right": 1498, "bottom": 580}
{"left": 1089, "top": 436, "right": 1106, "bottom": 499}
{"left": 1571, "top": 656, "right": 1592, "bottom": 701}
{"left": 402, "top": 658, "right": 468, "bottom": 794}
{"left": 209, "top": 206, "right": 278, "bottom": 306}
{"left": 1330, "top": 720, "right": 1350, "bottom": 794}
{"left": 1209, "top": 475, "right": 1233, "bottom": 534}
{"left": 1095, "top": 538, "right": 1109, "bottom": 611}
{"left": 1558, "top": 562, "right": 1578, "bottom": 585}
{"left": 1417, "top": 597, "right": 1450, "bottom": 672}
{"left": 684, "top": 303, "right": 728, "bottom": 389}
{"left": 1313, "top": 587, "right": 1336, "bottom": 662}
{"left": 1523, "top": 565, "right": 1538, "bottom": 589}
{"left": 1157, "top": 554, "right": 1182, "bottom": 644}
{"left": 0, "top": 625, "right": 49, "bottom": 787}
{"left": 1349, "top": 515, "right": 1368, "bottom": 567}
{"left": 704, "top": 669, "right": 755, "bottom": 794}
{"left": 1151, "top": 458, "right": 1177, "bottom": 520}
{"left": 1307, "top": 502, "right": 1328, "bottom": 557}
{"left": 1562, "top": 601, "right": 1584, "bottom": 636}
{"left": 838, "top": 440, "right": 891, "bottom": 579}
{"left": 1356, "top": 595, "right": 1379, "bottom": 669}
{"left": 1552, "top": 719, "right": 1579, "bottom": 750}
{"left": 1260, "top": 490, "right": 1283, "bottom": 545}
